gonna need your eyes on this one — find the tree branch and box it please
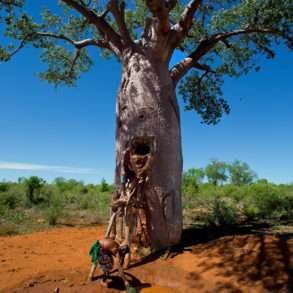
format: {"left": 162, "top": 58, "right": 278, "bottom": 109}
{"left": 170, "top": 58, "right": 214, "bottom": 84}
{"left": 196, "top": 69, "right": 212, "bottom": 98}
{"left": 35, "top": 32, "right": 111, "bottom": 49}
{"left": 0, "top": 0, "right": 22, "bottom": 6}
{"left": 5, "top": 32, "right": 111, "bottom": 61}
{"left": 171, "top": 0, "right": 201, "bottom": 44}
{"left": 6, "top": 36, "right": 27, "bottom": 59}
{"left": 108, "top": 0, "right": 132, "bottom": 45}
{"left": 68, "top": 48, "right": 81, "bottom": 77}
{"left": 170, "top": 26, "right": 287, "bottom": 84}
{"left": 145, "top": 0, "right": 170, "bottom": 33}
{"left": 61, "top": 0, "right": 123, "bottom": 54}
{"left": 166, "top": 0, "right": 177, "bottom": 11}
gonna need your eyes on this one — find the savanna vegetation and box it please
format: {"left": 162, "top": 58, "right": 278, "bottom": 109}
{"left": 182, "top": 160, "right": 293, "bottom": 227}
{"left": 0, "top": 176, "right": 113, "bottom": 235}
{"left": 1, "top": 159, "right": 292, "bottom": 236}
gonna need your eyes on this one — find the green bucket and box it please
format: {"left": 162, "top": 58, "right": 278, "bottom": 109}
{"left": 126, "top": 287, "right": 138, "bottom": 293}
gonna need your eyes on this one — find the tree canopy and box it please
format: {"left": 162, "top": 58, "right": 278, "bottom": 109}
{"left": 205, "top": 159, "right": 229, "bottom": 185}
{"left": 1, "top": 0, "right": 292, "bottom": 124}
{"left": 183, "top": 159, "right": 257, "bottom": 187}
{"left": 228, "top": 159, "right": 256, "bottom": 185}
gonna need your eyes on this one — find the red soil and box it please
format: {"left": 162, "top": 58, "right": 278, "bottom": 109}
{"left": 0, "top": 226, "right": 292, "bottom": 293}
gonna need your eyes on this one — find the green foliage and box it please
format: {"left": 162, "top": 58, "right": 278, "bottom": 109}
{"left": 124, "top": 0, "right": 148, "bottom": 39}
{"left": 243, "top": 204, "right": 260, "bottom": 221}
{"left": 246, "top": 181, "right": 293, "bottom": 220}
{"left": 99, "top": 178, "right": 111, "bottom": 192}
{"left": 1, "top": 0, "right": 293, "bottom": 123}
{"left": 179, "top": 71, "right": 230, "bottom": 125}
{"left": 0, "top": 163, "right": 292, "bottom": 235}
{"left": 178, "top": 0, "right": 293, "bottom": 124}
{"left": 228, "top": 160, "right": 257, "bottom": 185}
{"left": 0, "top": 191, "right": 20, "bottom": 209}
{"left": 0, "top": 183, "right": 24, "bottom": 209}
{"left": 206, "top": 198, "right": 238, "bottom": 226}
{"left": 205, "top": 159, "right": 229, "bottom": 186}
{"left": 39, "top": 45, "right": 93, "bottom": 86}
{"left": 24, "top": 176, "right": 46, "bottom": 205}
{"left": 182, "top": 167, "right": 205, "bottom": 195}
{"left": 0, "top": 176, "right": 114, "bottom": 235}
{"left": 0, "top": 182, "right": 9, "bottom": 192}
{"left": 45, "top": 193, "right": 63, "bottom": 225}
{"left": 0, "top": 0, "right": 96, "bottom": 85}
{"left": 182, "top": 160, "right": 293, "bottom": 226}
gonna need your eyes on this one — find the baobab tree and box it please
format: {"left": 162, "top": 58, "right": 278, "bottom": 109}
{"left": 1, "top": 0, "right": 292, "bottom": 248}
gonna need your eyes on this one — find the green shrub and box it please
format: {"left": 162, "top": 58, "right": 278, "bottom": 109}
{"left": 243, "top": 204, "right": 260, "bottom": 221}
{"left": 78, "top": 193, "right": 97, "bottom": 210}
{"left": 0, "top": 182, "right": 9, "bottom": 192}
{"left": 246, "top": 182, "right": 292, "bottom": 220}
{"left": 24, "top": 176, "right": 46, "bottom": 205}
{"left": 45, "top": 193, "right": 63, "bottom": 225}
{"left": 46, "top": 206, "right": 61, "bottom": 225}
{"left": 0, "top": 192, "right": 19, "bottom": 209}
{"left": 1, "top": 209, "right": 26, "bottom": 222}
{"left": 205, "top": 198, "right": 238, "bottom": 226}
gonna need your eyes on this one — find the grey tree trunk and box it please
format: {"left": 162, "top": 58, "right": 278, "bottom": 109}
{"left": 114, "top": 49, "right": 183, "bottom": 249}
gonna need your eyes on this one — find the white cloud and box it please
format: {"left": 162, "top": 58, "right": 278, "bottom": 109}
{"left": 0, "top": 161, "right": 98, "bottom": 174}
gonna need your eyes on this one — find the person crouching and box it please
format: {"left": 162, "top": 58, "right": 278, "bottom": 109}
{"left": 88, "top": 238, "right": 129, "bottom": 288}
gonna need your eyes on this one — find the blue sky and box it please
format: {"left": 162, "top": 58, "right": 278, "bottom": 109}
{"left": 0, "top": 4, "right": 293, "bottom": 184}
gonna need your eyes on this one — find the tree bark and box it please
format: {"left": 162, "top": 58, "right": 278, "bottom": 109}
{"left": 113, "top": 48, "right": 183, "bottom": 249}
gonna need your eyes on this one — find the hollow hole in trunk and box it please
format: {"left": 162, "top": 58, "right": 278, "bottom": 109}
{"left": 133, "top": 143, "right": 150, "bottom": 156}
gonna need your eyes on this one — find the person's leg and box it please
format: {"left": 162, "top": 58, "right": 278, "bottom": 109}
{"left": 124, "top": 213, "right": 136, "bottom": 269}
{"left": 101, "top": 271, "right": 108, "bottom": 286}
{"left": 117, "top": 261, "right": 129, "bottom": 289}
{"left": 88, "top": 263, "right": 97, "bottom": 281}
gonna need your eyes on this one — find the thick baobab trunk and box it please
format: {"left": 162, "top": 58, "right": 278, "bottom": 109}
{"left": 114, "top": 50, "right": 183, "bottom": 249}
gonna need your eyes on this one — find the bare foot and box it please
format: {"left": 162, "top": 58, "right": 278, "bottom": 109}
{"left": 124, "top": 253, "right": 130, "bottom": 269}
{"left": 87, "top": 276, "right": 94, "bottom": 283}
{"left": 100, "top": 278, "right": 108, "bottom": 287}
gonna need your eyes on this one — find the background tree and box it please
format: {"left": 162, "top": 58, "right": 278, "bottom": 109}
{"left": 1, "top": 0, "right": 293, "bottom": 247}
{"left": 182, "top": 167, "right": 205, "bottom": 194}
{"left": 24, "top": 176, "right": 46, "bottom": 205}
{"left": 99, "top": 178, "right": 111, "bottom": 192}
{"left": 228, "top": 160, "right": 256, "bottom": 185}
{"left": 205, "top": 159, "right": 228, "bottom": 186}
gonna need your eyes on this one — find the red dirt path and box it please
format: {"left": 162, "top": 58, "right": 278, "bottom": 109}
{"left": 0, "top": 226, "right": 292, "bottom": 293}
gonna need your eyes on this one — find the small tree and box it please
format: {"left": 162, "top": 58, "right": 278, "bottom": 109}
{"left": 182, "top": 167, "right": 205, "bottom": 193}
{"left": 24, "top": 176, "right": 46, "bottom": 205}
{"left": 0, "top": 182, "right": 9, "bottom": 192}
{"left": 99, "top": 178, "right": 110, "bottom": 192}
{"left": 205, "top": 159, "right": 228, "bottom": 186}
{"left": 228, "top": 160, "right": 256, "bottom": 185}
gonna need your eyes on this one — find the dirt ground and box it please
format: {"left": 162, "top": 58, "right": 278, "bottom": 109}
{"left": 0, "top": 225, "right": 292, "bottom": 293}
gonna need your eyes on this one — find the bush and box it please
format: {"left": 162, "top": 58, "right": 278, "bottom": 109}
{"left": 243, "top": 204, "right": 260, "bottom": 221}
{"left": 246, "top": 182, "right": 293, "bottom": 221}
{"left": 0, "top": 182, "right": 9, "bottom": 192}
{"left": 78, "top": 192, "right": 98, "bottom": 210}
{"left": 0, "top": 192, "right": 19, "bottom": 209}
{"left": 182, "top": 177, "right": 293, "bottom": 226}
{"left": 46, "top": 206, "right": 62, "bottom": 225}
{"left": 45, "top": 193, "right": 63, "bottom": 225}
{"left": 24, "top": 176, "right": 46, "bottom": 205}
{"left": 205, "top": 198, "right": 238, "bottom": 226}
{"left": 0, "top": 185, "right": 24, "bottom": 209}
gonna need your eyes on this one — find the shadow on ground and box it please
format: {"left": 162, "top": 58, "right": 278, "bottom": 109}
{"left": 131, "top": 223, "right": 293, "bottom": 293}
{"left": 93, "top": 272, "right": 151, "bottom": 291}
